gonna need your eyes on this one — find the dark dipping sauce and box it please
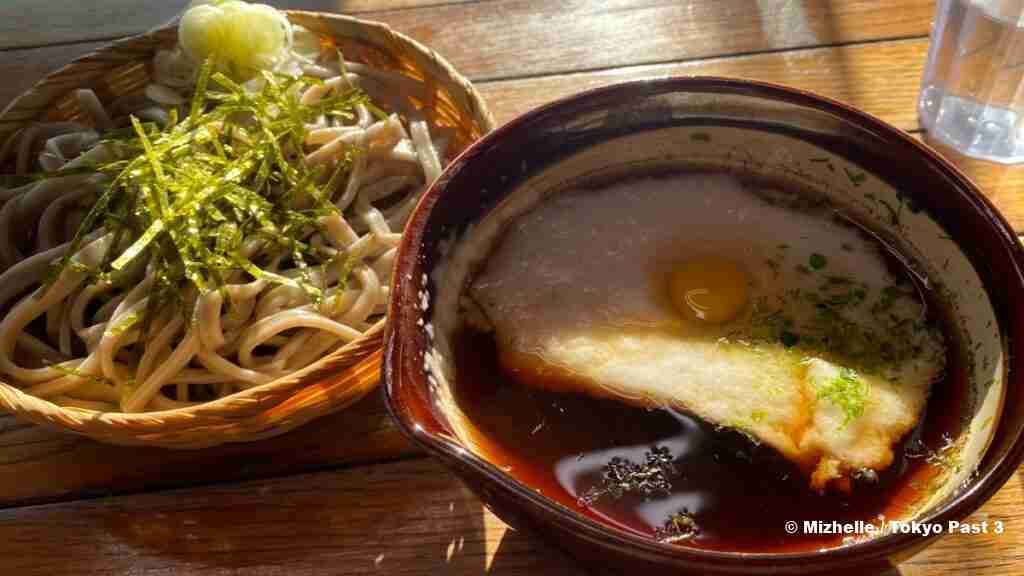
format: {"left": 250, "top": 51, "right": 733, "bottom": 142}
{"left": 451, "top": 323, "right": 966, "bottom": 553}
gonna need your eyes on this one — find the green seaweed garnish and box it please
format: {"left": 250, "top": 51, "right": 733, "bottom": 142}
{"left": 42, "top": 61, "right": 367, "bottom": 314}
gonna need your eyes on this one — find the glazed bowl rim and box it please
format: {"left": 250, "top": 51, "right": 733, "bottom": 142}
{"left": 383, "top": 75, "right": 1024, "bottom": 569}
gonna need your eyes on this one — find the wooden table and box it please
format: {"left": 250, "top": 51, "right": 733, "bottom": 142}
{"left": 1, "top": 1, "right": 1022, "bottom": 574}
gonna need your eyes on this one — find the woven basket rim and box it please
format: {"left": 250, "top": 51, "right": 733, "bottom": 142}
{"left": 0, "top": 10, "right": 493, "bottom": 438}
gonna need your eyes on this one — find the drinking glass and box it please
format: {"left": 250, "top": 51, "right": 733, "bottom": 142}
{"left": 920, "top": 0, "right": 1024, "bottom": 163}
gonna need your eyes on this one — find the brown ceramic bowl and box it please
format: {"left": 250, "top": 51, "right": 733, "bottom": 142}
{"left": 383, "top": 77, "right": 1024, "bottom": 574}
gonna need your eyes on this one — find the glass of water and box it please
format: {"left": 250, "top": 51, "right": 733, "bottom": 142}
{"left": 920, "top": 0, "right": 1024, "bottom": 163}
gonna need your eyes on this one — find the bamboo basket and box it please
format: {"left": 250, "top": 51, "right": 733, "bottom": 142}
{"left": 0, "top": 11, "right": 494, "bottom": 448}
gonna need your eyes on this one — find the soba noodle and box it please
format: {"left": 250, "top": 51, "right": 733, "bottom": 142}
{"left": 0, "top": 23, "right": 449, "bottom": 413}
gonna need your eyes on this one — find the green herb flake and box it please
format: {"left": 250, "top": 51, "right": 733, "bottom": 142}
{"left": 844, "top": 167, "right": 867, "bottom": 187}
{"left": 809, "top": 253, "right": 827, "bottom": 270}
{"left": 816, "top": 367, "right": 868, "bottom": 427}
{"left": 690, "top": 132, "right": 711, "bottom": 143}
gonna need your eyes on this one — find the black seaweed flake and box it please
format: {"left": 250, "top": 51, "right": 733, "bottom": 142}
{"left": 579, "top": 446, "right": 677, "bottom": 505}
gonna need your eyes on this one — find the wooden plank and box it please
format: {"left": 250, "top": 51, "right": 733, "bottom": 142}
{"left": 0, "top": 456, "right": 1019, "bottom": 575}
{"left": 0, "top": 1, "right": 936, "bottom": 76}
{"left": 350, "top": 0, "right": 936, "bottom": 82}
{"left": 478, "top": 38, "right": 930, "bottom": 131}
{"left": 0, "top": 0, "right": 481, "bottom": 50}
{"left": 0, "top": 387, "right": 417, "bottom": 508}
{"left": 0, "top": 457, "right": 584, "bottom": 575}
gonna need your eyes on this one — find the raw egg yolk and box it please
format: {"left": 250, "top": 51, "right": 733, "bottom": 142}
{"left": 668, "top": 256, "right": 749, "bottom": 324}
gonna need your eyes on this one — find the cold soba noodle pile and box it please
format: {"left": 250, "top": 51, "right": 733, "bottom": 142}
{"left": 0, "top": 2, "right": 447, "bottom": 412}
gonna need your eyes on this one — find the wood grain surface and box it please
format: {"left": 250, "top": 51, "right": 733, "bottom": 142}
{"left": 478, "top": 38, "right": 928, "bottom": 131}
{"left": 0, "top": 457, "right": 1020, "bottom": 575}
{"left": 337, "top": 0, "right": 935, "bottom": 81}
{"left": 3, "top": 1, "right": 1024, "bottom": 575}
